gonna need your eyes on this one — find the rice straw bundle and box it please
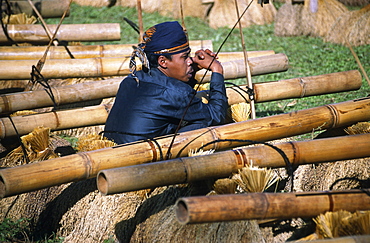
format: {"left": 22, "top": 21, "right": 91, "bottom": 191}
{"left": 76, "top": 133, "right": 116, "bottom": 152}
{"left": 1, "top": 13, "right": 37, "bottom": 24}
{"left": 211, "top": 178, "right": 237, "bottom": 195}
{"left": 232, "top": 165, "right": 278, "bottom": 193}
{"left": 230, "top": 102, "right": 251, "bottom": 122}
{"left": 344, "top": 122, "right": 370, "bottom": 135}
{"left": 274, "top": 2, "right": 304, "bottom": 37}
{"left": 208, "top": 0, "right": 277, "bottom": 29}
{"left": 5, "top": 126, "right": 58, "bottom": 166}
{"left": 313, "top": 210, "right": 370, "bottom": 239}
{"left": 301, "top": 0, "right": 348, "bottom": 37}
{"left": 325, "top": 4, "right": 370, "bottom": 46}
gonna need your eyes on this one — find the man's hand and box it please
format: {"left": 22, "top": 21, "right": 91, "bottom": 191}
{"left": 192, "top": 49, "right": 224, "bottom": 75}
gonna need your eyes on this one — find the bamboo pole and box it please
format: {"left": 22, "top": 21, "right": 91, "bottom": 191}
{"left": 0, "top": 70, "right": 361, "bottom": 121}
{"left": 0, "top": 53, "right": 288, "bottom": 80}
{"left": 96, "top": 133, "right": 370, "bottom": 195}
{"left": 0, "top": 97, "right": 369, "bottom": 198}
{"left": 8, "top": 0, "right": 71, "bottom": 18}
{"left": 0, "top": 23, "right": 121, "bottom": 43}
{"left": 0, "top": 40, "right": 215, "bottom": 60}
{"left": 174, "top": 189, "right": 370, "bottom": 224}
{"left": 195, "top": 53, "right": 289, "bottom": 81}
{"left": 0, "top": 104, "right": 110, "bottom": 138}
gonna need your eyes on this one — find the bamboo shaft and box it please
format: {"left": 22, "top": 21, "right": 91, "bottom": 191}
{"left": 0, "top": 41, "right": 215, "bottom": 60}
{"left": 8, "top": 0, "right": 70, "bottom": 18}
{"left": 0, "top": 97, "right": 369, "bottom": 198}
{"left": 96, "top": 133, "right": 370, "bottom": 195}
{"left": 0, "top": 70, "right": 361, "bottom": 115}
{"left": 195, "top": 53, "right": 289, "bottom": 81}
{"left": 0, "top": 104, "right": 110, "bottom": 138}
{"left": 175, "top": 189, "right": 370, "bottom": 224}
{"left": 0, "top": 24, "right": 121, "bottom": 43}
{"left": 0, "top": 53, "right": 288, "bottom": 80}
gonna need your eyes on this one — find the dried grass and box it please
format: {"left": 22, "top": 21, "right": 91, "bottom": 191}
{"left": 313, "top": 210, "right": 370, "bottom": 239}
{"left": 325, "top": 4, "right": 370, "bottom": 46}
{"left": 232, "top": 164, "right": 278, "bottom": 193}
{"left": 208, "top": 178, "right": 237, "bottom": 195}
{"left": 344, "top": 121, "right": 370, "bottom": 135}
{"left": 274, "top": 2, "right": 304, "bottom": 37}
{"left": 4, "top": 126, "right": 58, "bottom": 166}
{"left": 230, "top": 102, "right": 251, "bottom": 122}
{"left": 301, "top": 0, "right": 348, "bottom": 37}
{"left": 1, "top": 13, "right": 37, "bottom": 24}
{"left": 76, "top": 133, "right": 116, "bottom": 152}
{"left": 208, "top": 0, "right": 277, "bottom": 29}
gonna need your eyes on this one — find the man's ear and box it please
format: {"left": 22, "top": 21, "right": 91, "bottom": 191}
{"left": 157, "top": 55, "right": 168, "bottom": 69}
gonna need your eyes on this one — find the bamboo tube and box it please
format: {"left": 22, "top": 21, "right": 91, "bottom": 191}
{"left": 0, "top": 23, "right": 121, "bottom": 43}
{"left": 96, "top": 133, "right": 370, "bottom": 195}
{"left": 0, "top": 97, "right": 369, "bottom": 198}
{"left": 0, "top": 40, "right": 215, "bottom": 60}
{"left": 0, "top": 104, "right": 110, "bottom": 138}
{"left": 8, "top": 0, "right": 71, "bottom": 18}
{"left": 174, "top": 189, "right": 370, "bottom": 224}
{"left": 0, "top": 53, "right": 287, "bottom": 80}
{"left": 195, "top": 53, "right": 289, "bottom": 81}
{"left": 0, "top": 70, "right": 361, "bottom": 114}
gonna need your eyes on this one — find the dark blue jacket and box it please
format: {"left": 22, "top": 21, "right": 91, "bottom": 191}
{"left": 104, "top": 68, "right": 228, "bottom": 144}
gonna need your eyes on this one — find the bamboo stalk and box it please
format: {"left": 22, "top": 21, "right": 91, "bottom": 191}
{"left": 0, "top": 70, "right": 361, "bottom": 120}
{"left": 195, "top": 53, "right": 289, "bottom": 81}
{"left": 0, "top": 53, "right": 288, "bottom": 80}
{"left": 174, "top": 189, "right": 370, "bottom": 224}
{"left": 0, "top": 104, "right": 110, "bottom": 138}
{"left": 0, "top": 97, "right": 369, "bottom": 198}
{"left": 8, "top": 0, "right": 71, "bottom": 18}
{"left": 0, "top": 40, "right": 214, "bottom": 60}
{"left": 0, "top": 23, "right": 121, "bottom": 43}
{"left": 96, "top": 133, "right": 370, "bottom": 195}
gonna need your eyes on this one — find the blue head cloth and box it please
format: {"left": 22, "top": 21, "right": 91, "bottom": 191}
{"left": 142, "top": 21, "right": 190, "bottom": 55}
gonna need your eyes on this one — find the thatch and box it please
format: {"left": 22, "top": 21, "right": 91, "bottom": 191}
{"left": 72, "top": 0, "right": 115, "bottom": 7}
{"left": 337, "top": 0, "right": 370, "bottom": 6}
{"left": 301, "top": 0, "right": 348, "bottom": 37}
{"left": 274, "top": 2, "right": 304, "bottom": 36}
{"left": 324, "top": 4, "right": 370, "bottom": 46}
{"left": 207, "top": 0, "right": 277, "bottom": 29}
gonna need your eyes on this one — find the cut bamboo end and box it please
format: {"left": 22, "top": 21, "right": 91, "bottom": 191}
{"left": 97, "top": 172, "right": 109, "bottom": 196}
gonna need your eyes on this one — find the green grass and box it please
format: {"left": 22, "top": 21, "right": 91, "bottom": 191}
{"left": 45, "top": 3, "right": 369, "bottom": 117}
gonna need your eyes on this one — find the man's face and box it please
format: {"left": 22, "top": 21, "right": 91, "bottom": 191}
{"left": 158, "top": 50, "right": 194, "bottom": 82}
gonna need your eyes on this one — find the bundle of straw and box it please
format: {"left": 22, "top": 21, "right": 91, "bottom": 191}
{"left": 5, "top": 126, "right": 58, "bottom": 166}
{"left": 209, "top": 178, "right": 237, "bottom": 195}
{"left": 76, "top": 134, "right": 116, "bottom": 152}
{"left": 230, "top": 102, "right": 251, "bottom": 122}
{"left": 232, "top": 165, "right": 278, "bottom": 193}
{"left": 344, "top": 122, "right": 370, "bottom": 135}
{"left": 313, "top": 210, "right": 370, "bottom": 239}
{"left": 1, "top": 13, "right": 37, "bottom": 24}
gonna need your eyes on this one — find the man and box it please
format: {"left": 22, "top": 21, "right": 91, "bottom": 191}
{"left": 104, "top": 21, "right": 228, "bottom": 144}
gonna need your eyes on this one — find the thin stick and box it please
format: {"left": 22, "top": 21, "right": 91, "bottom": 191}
{"left": 234, "top": 0, "right": 256, "bottom": 119}
{"left": 137, "top": 0, "right": 144, "bottom": 42}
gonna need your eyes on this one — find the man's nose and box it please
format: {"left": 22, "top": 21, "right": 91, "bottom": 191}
{"left": 188, "top": 57, "right": 193, "bottom": 65}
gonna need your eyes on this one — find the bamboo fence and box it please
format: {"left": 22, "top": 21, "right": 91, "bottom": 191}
{"left": 97, "top": 133, "right": 370, "bottom": 195}
{"left": 0, "top": 23, "right": 121, "bottom": 43}
{"left": 0, "top": 97, "right": 369, "bottom": 198}
{"left": 0, "top": 53, "right": 288, "bottom": 80}
{"left": 0, "top": 70, "right": 361, "bottom": 114}
{"left": 174, "top": 189, "right": 370, "bottom": 224}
